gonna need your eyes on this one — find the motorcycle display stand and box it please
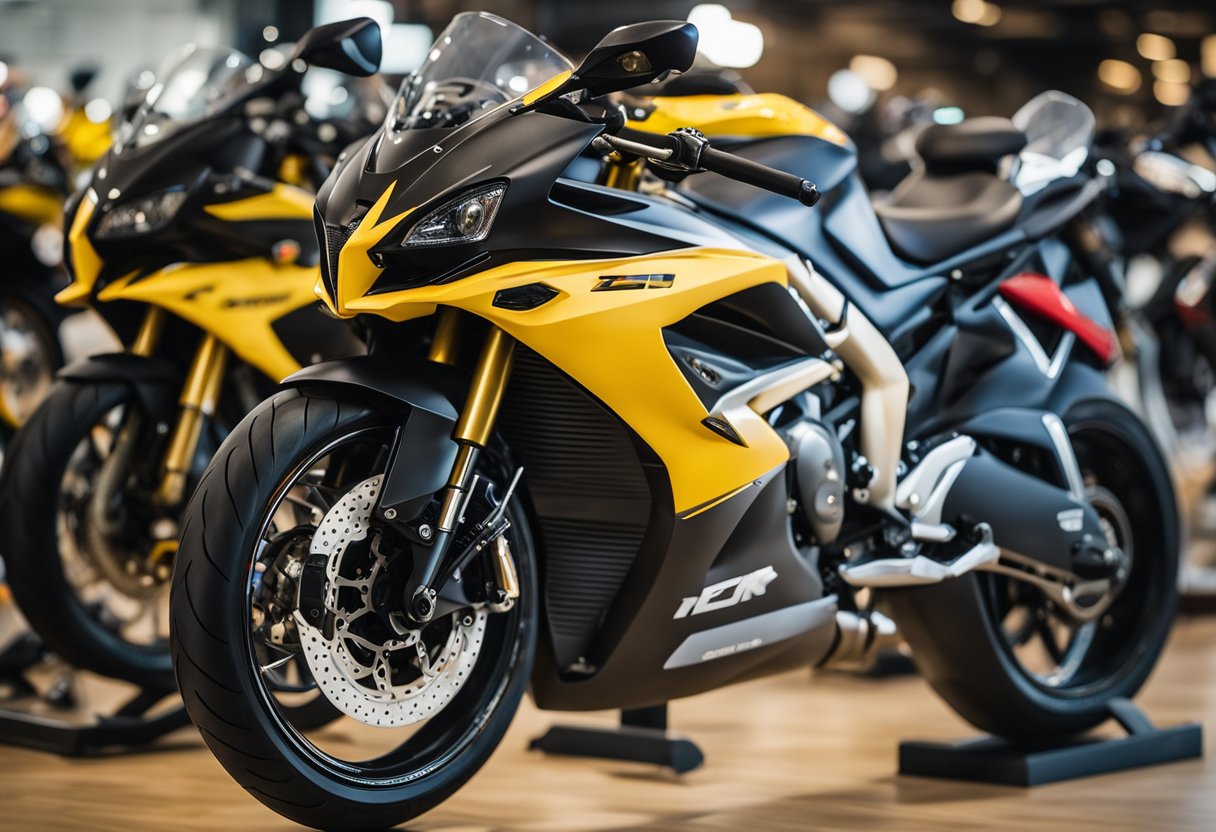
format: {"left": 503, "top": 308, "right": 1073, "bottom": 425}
{"left": 530, "top": 704, "right": 705, "bottom": 774}
{"left": 899, "top": 698, "right": 1202, "bottom": 786}
{"left": 0, "top": 638, "right": 189, "bottom": 757}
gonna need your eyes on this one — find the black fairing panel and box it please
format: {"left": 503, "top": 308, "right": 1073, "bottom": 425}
{"left": 530, "top": 465, "right": 836, "bottom": 711}
{"left": 317, "top": 109, "right": 740, "bottom": 296}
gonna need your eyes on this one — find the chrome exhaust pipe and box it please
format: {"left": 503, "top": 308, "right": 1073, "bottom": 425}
{"left": 818, "top": 608, "right": 901, "bottom": 670}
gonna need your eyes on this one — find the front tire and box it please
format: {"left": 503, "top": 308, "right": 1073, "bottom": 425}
{"left": 883, "top": 399, "right": 1179, "bottom": 738}
{"left": 0, "top": 379, "right": 176, "bottom": 688}
{"left": 171, "top": 388, "right": 537, "bottom": 830}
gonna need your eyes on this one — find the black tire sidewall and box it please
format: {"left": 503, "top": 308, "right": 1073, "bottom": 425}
{"left": 172, "top": 388, "right": 538, "bottom": 829}
{"left": 1, "top": 378, "right": 175, "bottom": 689}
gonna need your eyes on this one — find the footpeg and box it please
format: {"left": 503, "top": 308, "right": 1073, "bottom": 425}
{"left": 839, "top": 524, "right": 997, "bottom": 588}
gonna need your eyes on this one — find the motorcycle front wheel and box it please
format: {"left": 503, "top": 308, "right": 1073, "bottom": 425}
{"left": 883, "top": 399, "right": 1179, "bottom": 738}
{"left": 171, "top": 387, "right": 537, "bottom": 830}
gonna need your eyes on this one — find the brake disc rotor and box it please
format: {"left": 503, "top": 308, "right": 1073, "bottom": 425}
{"left": 294, "top": 475, "right": 487, "bottom": 728}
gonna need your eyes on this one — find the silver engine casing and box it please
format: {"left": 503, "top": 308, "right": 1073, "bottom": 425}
{"left": 786, "top": 419, "right": 847, "bottom": 545}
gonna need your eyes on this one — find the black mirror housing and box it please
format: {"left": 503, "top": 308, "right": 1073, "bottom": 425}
{"left": 293, "top": 17, "right": 383, "bottom": 77}
{"left": 569, "top": 21, "right": 698, "bottom": 98}
{"left": 69, "top": 65, "right": 99, "bottom": 95}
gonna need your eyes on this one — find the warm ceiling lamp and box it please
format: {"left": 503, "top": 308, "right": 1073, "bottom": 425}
{"left": 953, "top": 0, "right": 1001, "bottom": 27}
{"left": 1154, "top": 80, "right": 1189, "bottom": 107}
{"left": 1137, "top": 33, "right": 1176, "bottom": 62}
{"left": 1098, "top": 59, "right": 1142, "bottom": 94}
{"left": 1153, "top": 59, "right": 1190, "bottom": 84}
{"left": 850, "top": 55, "right": 898, "bottom": 91}
{"left": 1203, "top": 35, "right": 1216, "bottom": 78}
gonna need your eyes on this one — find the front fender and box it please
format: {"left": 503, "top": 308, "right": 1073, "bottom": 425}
{"left": 282, "top": 356, "right": 465, "bottom": 522}
{"left": 57, "top": 353, "right": 180, "bottom": 416}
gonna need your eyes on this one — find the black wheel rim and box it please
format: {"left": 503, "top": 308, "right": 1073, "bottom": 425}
{"left": 243, "top": 424, "right": 527, "bottom": 784}
{"left": 983, "top": 417, "right": 1168, "bottom": 696}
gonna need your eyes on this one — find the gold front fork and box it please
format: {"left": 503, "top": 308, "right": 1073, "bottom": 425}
{"left": 436, "top": 325, "right": 516, "bottom": 533}
{"left": 130, "top": 307, "right": 166, "bottom": 357}
{"left": 428, "top": 307, "right": 461, "bottom": 365}
{"left": 604, "top": 151, "right": 645, "bottom": 191}
{"left": 156, "top": 333, "right": 228, "bottom": 505}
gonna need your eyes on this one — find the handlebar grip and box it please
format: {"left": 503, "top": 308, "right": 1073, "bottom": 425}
{"left": 699, "top": 146, "right": 820, "bottom": 206}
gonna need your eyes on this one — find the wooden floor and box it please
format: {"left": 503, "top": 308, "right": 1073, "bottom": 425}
{"left": 1, "top": 616, "right": 1214, "bottom": 831}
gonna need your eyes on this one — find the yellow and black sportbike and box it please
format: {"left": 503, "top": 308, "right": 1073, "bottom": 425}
{"left": 0, "top": 92, "right": 76, "bottom": 456}
{"left": 171, "top": 14, "right": 1178, "bottom": 829}
{"left": 0, "top": 20, "right": 381, "bottom": 691}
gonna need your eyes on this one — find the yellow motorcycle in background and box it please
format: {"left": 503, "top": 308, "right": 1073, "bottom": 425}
{"left": 0, "top": 22, "right": 379, "bottom": 691}
{"left": 0, "top": 90, "right": 76, "bottom": 455}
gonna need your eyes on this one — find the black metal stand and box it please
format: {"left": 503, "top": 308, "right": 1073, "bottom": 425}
{"left": 899, "top": 698, "right": 1202, "bottom": 786}
{"left": 530, "top": 705, "right": 705, "bottom": 774}
{"left": 0, "top": 634, "right": 189, "bottom": 756}
{"left": 0, "top": 684, "right": 190, "bottom": 756}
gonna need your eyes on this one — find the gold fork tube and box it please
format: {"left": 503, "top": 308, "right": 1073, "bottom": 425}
{"left": 453, "top": 325, "right": 515, "bottom": 447}
{"left": 604, "top": 152, "right": 644, "bottom": 191}
{"left": 428, "top": 307, "right": 461, "bottom": 365}
{"left": 130, "top": 307, "right": 166, "bottom": 357}
{"left": 436, "top": 326, "right": 516, "bottom": 532}
{"left": 156, "top": 334, "right": 228, "bottom": 505}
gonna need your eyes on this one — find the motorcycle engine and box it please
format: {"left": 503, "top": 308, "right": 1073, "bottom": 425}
{"left": 786, "top": 419, "right": 847, "bottom": 545}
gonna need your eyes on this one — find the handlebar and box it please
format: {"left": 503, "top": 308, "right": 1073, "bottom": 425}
{"left": 597, "top": 128, "right": 820, "bottom": 207}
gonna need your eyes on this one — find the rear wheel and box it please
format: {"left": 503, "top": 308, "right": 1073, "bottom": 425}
{"left": 172, "top": 388, "right": 536, "bottom": 830}
{"left": 884, "top": 399, "right": 1178, "bottom": 738}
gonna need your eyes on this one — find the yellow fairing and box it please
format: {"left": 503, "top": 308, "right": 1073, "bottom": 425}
{"left": 0, "top": 184, "right": 64, "bottom": 226}
{"left": 59, "top": 108, "right": 112, "bottom": 166}
{"left": 203, "top": 183, "right": 314, "bottom": 222}
{"left": 343, "top": 248, "right": 792, "bottom": 513}
{"left": 96, "top": 259, "right": 318, "bottom": 381}
{"left": 629, "top": 93, "right": 850, "bottom": 146}
{"left": 57, "top": 190, "right": 101, "bottom": 307}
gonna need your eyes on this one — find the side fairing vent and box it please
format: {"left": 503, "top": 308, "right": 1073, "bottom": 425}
{"left": 498, "top": 347, "right": 653, "bottom": 671}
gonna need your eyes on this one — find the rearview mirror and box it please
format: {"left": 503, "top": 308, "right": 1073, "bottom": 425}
{"left": 566, "top": 21, "right": 698, "bottom": 98}
{"left": 69, "top": 65, "right": 99, "bottom": 95}
{"left": 292, "top": 17, "right": 382, "bottom": 77}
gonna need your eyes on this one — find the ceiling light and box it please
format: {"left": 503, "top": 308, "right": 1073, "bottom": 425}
{"left": 1098, "top": 59, "right": 1141, "bottom": 94}
{"left": 688, "top": 4, "right": 765, "bottom": 69}
{"left": 953, "top": 0, "right": 1001, "bottom": 27}
{"left": 850, "top": 55, "right": 897, "bottom": 91}
{"left": 1154, "top": 80, "right": 1189, "bottom": 107}
{"left": 1137, "top": 33, "right": 1175, "bottom": 62}
{"left": 827, "top": 69, "right": 875, "bottom": 115}
{"left": 1152, "top": 59, "right": 1190, "bottom": 84}
{"left": 1203, "top": 35, "right": 1216, "bottom": 78}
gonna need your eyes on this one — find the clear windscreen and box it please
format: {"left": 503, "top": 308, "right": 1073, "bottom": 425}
{"left": 387, "top": 12, "right": 572, "bottom": 132}
{"left": 1008, "top": 91, "right": 1095, "bottom": 195}
{"left": 119, "top": 45, "right": 253, "bottom": 150}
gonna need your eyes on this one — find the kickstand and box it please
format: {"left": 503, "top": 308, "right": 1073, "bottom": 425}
{"left": 530, "top": 704, "right": 705, "bottom": 774}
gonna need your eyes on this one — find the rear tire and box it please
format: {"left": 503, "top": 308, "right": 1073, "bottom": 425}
{"left": 172, "top": 388, "right": 537, "bottom": 830}
{"left": 883, "top": 399, "right": 1179, "bottom": 738}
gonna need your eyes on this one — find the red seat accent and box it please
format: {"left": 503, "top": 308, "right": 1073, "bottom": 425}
{"left": 998, "top": 273, "right": 1118, "bottom": 365}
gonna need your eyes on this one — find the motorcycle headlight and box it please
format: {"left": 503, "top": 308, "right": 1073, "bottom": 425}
{"left": 94, "top": 189, "right": 188, "bottom": 240}
{"left": 401, "top": 183, "right": 506, "bottom": 248}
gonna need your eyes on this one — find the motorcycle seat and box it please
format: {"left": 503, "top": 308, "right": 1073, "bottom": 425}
{"left": 915, "top": 117, "right": 1027, "bottom": 174}
{"left": 873, "top": 169, "right": 1023, "bottom": 264}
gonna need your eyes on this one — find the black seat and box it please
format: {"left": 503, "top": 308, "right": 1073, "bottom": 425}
{"left": 873, "top": 116, "right": 1026, "bottom": 264}
{"left": 915, "top": 116, "right": 1027, "bottom": 174}
{"left": 874, "top": 170, "right": 1023, "bottom": 264}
